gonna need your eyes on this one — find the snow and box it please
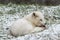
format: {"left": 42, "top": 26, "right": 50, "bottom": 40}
{"left": 10, "top": 24, "right": 60, "bottom": 40}
{"left": 0, "top": 4, "right": 60, "bottom": 40}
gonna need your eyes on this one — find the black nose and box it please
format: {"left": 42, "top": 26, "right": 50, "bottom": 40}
{"left": 42, "top": 25, "right": 46, "bottom": 27}
{"left": 39, "top": 25, "right": 46, "bottom": 28}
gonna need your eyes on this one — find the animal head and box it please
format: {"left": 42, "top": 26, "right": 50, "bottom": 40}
{"left": 25, "top": 11, "right": 46, "bottom": 28}
{"left": 31, "top": 11, "right": 46, "bottom": 28}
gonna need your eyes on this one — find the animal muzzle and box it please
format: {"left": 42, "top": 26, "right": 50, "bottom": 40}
{"left": 39, "top": 24, "right": 46, "bottom": 28}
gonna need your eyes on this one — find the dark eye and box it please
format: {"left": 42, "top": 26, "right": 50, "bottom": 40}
{"left": 40, "top": 19, "right": 42, "bottom": 21}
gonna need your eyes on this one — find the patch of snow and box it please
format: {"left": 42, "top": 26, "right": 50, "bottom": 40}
{"left": 10, "top": 24, "right": 60, "bottom": 40}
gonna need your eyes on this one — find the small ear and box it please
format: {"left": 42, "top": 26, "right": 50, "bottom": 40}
{"left": 33, "top": 12, "right": 38, "bottom": 17}
{"left": 33, "top": 13, "right": 36, "bottom": 16}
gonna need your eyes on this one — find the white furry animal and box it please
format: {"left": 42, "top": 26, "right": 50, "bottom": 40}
{"left": 9, "top": 11, "right": 46, "bottom": 37}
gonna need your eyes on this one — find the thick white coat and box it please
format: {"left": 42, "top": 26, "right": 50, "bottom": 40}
{"left": 10, "top": 11, "right": 46, "bottom": 36}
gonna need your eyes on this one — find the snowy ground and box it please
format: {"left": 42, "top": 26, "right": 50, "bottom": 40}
{"left": 0, "top": 4, "right": 60, "bottom": 40}
{"left": 11, "top": 24, "right": 60, "bottom": 40}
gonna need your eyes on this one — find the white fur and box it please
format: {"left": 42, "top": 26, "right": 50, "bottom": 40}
{"left": 10, "top": 11, "right": 46, "bottom": 36}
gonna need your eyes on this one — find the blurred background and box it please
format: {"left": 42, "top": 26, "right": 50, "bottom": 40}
{"left": 0, "top": 0, "right": 60, "bottom": 5}
{"left": 0, "top": 0, "right": 60, "bottom": 40}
